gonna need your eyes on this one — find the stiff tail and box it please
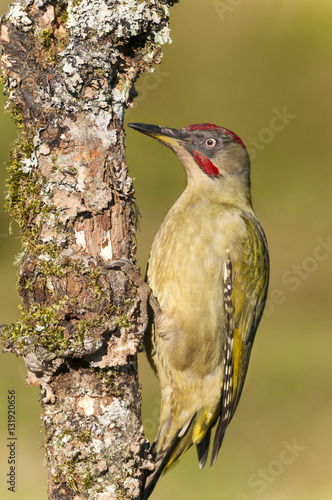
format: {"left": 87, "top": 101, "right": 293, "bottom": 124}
{"left": 142, "top": 404, "right": 223, "bottom": 499}
{"left": 142, "top": 416, "right": 194, "bottom": 500}
{"left": 142, "top": 433, "right": 181, "bottom": 500}
{"left": 196, "top": 427, "right": 211, "bottom": 469}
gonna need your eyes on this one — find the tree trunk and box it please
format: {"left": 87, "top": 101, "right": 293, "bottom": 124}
{"left": 0, "top": 1, "right": 176, "bottom": 498}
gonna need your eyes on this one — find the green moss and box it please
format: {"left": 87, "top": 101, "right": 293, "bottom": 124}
{"left": 103, "top": 371, "right": 116, "bottom": 387}
{"left": 74, "top": 317, "right": 103, "bottom": 343}
{"left": 4, "top": 101, "right": 25, "bottom": 130}
{"left": 53, "top": 429, "right": 99, "bottom": 492}
{"left": 5, "top": 136, "right": 51, "bottom": 243}
{"left": 2, "top": 302, "right": 68, "bottom": 354}
{"left": 54, "top": 459, "right": 96, "bottom": 492}
{"left": 34, "top": 8, "right": 70, "bottom": 64}
{"left": 53, "top": 470, "right": 61, "bottom": 484}
{"left": 50, "top": 155, "right": 59, "bottom": 173}
{"left": 35, "top": 243, "right": 66, "bottom": 282}
{"left": 40, "top": 28, "right": 52, "bottom": 50}
{"left": 54, "top": 453, "right": 80, "bottom": 490}
{"left": 77, "top": 429, "right": 91, "bottom": 443}
{"left": 65, "top": 461, "right": 78, "bottom": 491}
{"left": 88, "top": 267, "right": 103, "bottom": 300}
{"left": 117, "top": 315, "right": 132, "bottom": 328}
{"left": 81, "top": 471, "right": 94, "bottom": 489}
{"left": 56, "top": 429, "right": 72, "bottom": 447}
{"left": 55, "top": 2, "right": 69, "bottom": 24}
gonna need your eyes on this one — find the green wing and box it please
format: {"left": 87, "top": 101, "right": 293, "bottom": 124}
{"left": 230, "top": 213, "right": 269, "bottom": 417}
{"left": 210, "top": 212, "right": 269, "bottom": 466}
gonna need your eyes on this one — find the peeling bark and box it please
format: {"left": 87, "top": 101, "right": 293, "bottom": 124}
{"left": 0, "top": 1, "right": 177, "bottom": 498}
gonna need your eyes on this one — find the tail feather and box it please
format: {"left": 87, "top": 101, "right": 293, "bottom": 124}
{"left": 211, "top": 337, "right": 234, "bottom": 467}
{"left": 143, "top": 402, "right": 232, "bottom": 498}
{"left": 142, "top": 416, "right": 194, "bottom": 500}
{"left": 196, "top": 427, "right": 211, "bottom": 470}
{"left": 142, "top": 433, "right": 180, "bottom": 500}
{"left": 210, "top": 411, "right": 228, "bottom": 467}
{"left": 143, "top": 410, "right": 215, "bottom": 499}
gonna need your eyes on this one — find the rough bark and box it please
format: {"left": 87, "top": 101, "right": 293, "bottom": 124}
{"left": 0, "top": 1, "right": 176, "bottom": 498}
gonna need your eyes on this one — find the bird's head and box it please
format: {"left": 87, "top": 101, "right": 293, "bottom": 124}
{"left": 128, "top": 122, "right": 252, "bottom": 207}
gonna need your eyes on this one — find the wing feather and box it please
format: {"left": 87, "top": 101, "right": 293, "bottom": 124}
{"left": 211, "top": 214, "right": 269, "bottom": 466}
{"left": 230, "top": 214, "right": 269, "bottom": 418}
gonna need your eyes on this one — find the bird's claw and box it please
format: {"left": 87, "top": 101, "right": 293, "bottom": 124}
{"left": 106, "top": 258, "right": 147, "bottom": 292}
{"left": 105, "top": 258, "right": 133, "bottom": 270}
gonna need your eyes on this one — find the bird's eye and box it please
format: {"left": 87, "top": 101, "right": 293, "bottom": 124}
{"left": 205, "top": 138, "right": 216, "bottom": 148}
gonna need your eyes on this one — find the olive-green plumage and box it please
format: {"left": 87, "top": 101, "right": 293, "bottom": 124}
{"left": 128, "top": 122, "right": 269, "bottom": 498}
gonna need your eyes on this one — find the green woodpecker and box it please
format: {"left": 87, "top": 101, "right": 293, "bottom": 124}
{"left": 128, "top": 122, "right": 269, "bottom": 498}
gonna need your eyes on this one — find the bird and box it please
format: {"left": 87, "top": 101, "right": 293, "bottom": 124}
{"left": 128, "top": 122, "right": 269, "bottom": 498}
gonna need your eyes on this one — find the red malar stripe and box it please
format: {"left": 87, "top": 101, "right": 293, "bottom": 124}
{"left": 186, "top": 123, "right": 246, "bottom": 150}
{"left": 193, "top": 150, "right": 220, "bottom": 177}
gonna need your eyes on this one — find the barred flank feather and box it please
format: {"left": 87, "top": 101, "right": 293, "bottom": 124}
{"left": 211, "top": 254, "right": 234, "bottom": 466}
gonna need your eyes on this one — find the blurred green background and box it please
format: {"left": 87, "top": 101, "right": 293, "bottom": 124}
{"left": 1, "top": 0, "right": 331, "bottom": 499}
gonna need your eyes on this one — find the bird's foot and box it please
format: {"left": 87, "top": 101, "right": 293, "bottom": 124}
{"left": 106, "top": 258, "right": 161, "bottom": 334}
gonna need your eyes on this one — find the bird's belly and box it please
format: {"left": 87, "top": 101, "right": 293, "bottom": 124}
{"left": 148, "top": 208, "right": 246, "bottom": 374}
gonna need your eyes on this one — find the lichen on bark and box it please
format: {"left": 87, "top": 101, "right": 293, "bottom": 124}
{"left": 0, "top": 0, "right": 177, "bottom": 498}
